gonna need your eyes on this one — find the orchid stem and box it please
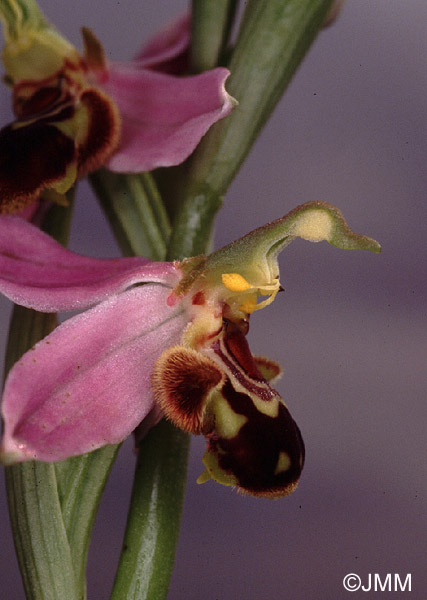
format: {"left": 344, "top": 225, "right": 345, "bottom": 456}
{"left": 90, "top": 170, "right": 171, "bottom": 260}
{"left": 5, "top": 456, "right": 79, "bottom": 600}
{"left": 54, "top": 445, "right": 120, "bottom": 596}
{"left": 191, "top": 0, "right": 238, "bottom": 72}
{"left": 110, "top": 422, "right": 189, "bottom": 600}
{"left": 166, "top": 185, "right": 222, "bottom": 260}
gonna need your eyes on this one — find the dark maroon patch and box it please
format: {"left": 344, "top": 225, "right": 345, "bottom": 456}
{"left": 0, "top": 119, "right": 76, "bottom": 211}
{"left": 209, "top": 379, "right": 305, "bottom": 496}
{"left": 15, "top": 86, "right": 63, "bottom": 119}
{"left": 192, "top": 290, "right": 205, "bottom": 305}
{"left": 212, "top": 337, "right": 276, "bottom": 402}
{"left": 224, "top": 321, "right": 264, "bottom": 379}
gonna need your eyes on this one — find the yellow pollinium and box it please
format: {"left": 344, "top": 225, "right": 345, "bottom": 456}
{"left": 221, "top": 273, "right": 280, "bottom": 313}
{"left": 221, "top": 272, "right": 253, "bottom": 292}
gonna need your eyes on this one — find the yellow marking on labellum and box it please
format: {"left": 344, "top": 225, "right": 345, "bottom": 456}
{"left": 254, "top": 356, "right": 282, "bottom": 383}
{"left": 251, "top": 394, "right": 279, "bottom": 418}
{"left": 292, "top": 209, "right": 333, "bottom": 242}
{"left": 52, "top": 161, "right": 77, "bottom": 194}
{"left": 212, "top": 393, "right": 247, "bottom": 439}
{"left": 274, "top": 451, "right": 291, "bottom": 475}
{"left": 196, "top": 469, "right": 211, "bottom": 484}
{"left": 226, "top": 373, "right": 280, "bottom": 418}
{"left": 197, "top": 449, "right": 238, "bottom": 487}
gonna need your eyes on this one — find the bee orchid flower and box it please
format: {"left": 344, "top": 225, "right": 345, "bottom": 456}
{"left": 0, "top": 202, "right": 380, "bottom": 497}
{"left": 0, "top": 2, "right": 234, "bottom": 212}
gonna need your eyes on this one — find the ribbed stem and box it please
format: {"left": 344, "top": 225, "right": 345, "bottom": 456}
{"left": 90, "top": 170, "right": 171, "bottom": 260}
{"left": 110, "top": 422, "right": 189, "bottom": 600}
{"left": 166, "top": 0, "right": 334, "bottom": 260}
{"left": 191, "top": 0, "right": 238, "bottom": 72}
{"left": 54, "top": 445, "right": 120, "bottom": 594}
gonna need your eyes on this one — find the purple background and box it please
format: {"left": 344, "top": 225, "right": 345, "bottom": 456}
{"left": 1, "top": 1, "right": 426, "bottom": 598}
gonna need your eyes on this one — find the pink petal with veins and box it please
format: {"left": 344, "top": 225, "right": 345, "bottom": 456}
{"left": 0, "top": 285, "right": 186, "bottom": 463}
{"left": 0, "top": 216, "right": 178, "bottom": 312}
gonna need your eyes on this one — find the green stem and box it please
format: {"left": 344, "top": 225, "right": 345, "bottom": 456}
{"left": 90, "top": 170, "right": 171, "bottom": 260}
{"left": 191, "top": 0, "right": 238, "bottom": 72}
{"left": 165, "top": 183, "right": 222, "bottom": 260}
{"left": 167, "top": 0, "right": 334, "bottom": 259}
{"left": 110, "top": 422, "right": 189, "bottom": 600}
{"left": 54, "top": 445, "right": 120, "bottom": 595}
{"left": 5, "top": 459, "right": 79, "bottom": 600}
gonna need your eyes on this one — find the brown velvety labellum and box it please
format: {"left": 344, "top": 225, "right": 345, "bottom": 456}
{"left": 211, "top": 379, "right": 305, "bottom": 498}
{"left": 152, "top": 347, "right": 224, "bottom": 434}
{"left": 77, "top": 88, "right": 120, "bottom": 177}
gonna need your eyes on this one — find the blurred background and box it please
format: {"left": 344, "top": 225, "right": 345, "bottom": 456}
{"left": 0, "top": 1, "right": 425, "bottom": 598}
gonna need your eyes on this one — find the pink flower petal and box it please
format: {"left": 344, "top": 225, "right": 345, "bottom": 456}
{"left": 104, "top": 66, "right": 234, "bottom": 172}
{"left": 135, "top": 12, "right": 191, "bottom": 73}
{"left": 0, "top": 216, "right": 178, "bottom": 312}
{"left": 0, "top": 285, "right": 187, "bottom": 463}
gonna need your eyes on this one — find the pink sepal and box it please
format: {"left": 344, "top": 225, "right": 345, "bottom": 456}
{"left": 135, "top": 12, "right": 191, "bottom": 73}
{"left": 0, "top": 216, "right": 177, "bottom": 312}
{"left": 104, "top": 66, "right": 233, "bottom": 172}
{"left": 0, "top": 285, "right": 186, "bottom": 463}
{"left": 87, "top": 12, "right": 234, "bottom": 172}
